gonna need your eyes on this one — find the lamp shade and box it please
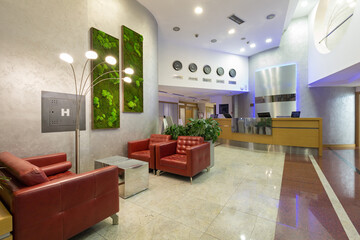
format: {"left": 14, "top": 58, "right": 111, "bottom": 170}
{"left": 85, "top": 51, "right": 98, "bottom": 60}
{"left": 105, "top": 56, "right": 117, "bottom": 65}
{"left": 59, "top": 53, "right": 74, "bottom": 64}
{"left": 124, "top": 67, "right": 134, "bottom": 75}
{"left": 123, "top": 77, "right": 132, "bottom": 83}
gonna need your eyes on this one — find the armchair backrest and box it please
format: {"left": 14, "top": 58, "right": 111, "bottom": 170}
{"left": 149, "top": 134, "right": 171, "bottom": 148}
{"left": 176, "top": 136, "right": 204, "bottom": 155}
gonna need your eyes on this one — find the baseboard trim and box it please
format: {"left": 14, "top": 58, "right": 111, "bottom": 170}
{"left": 323, "top": 144, "right": 356, "bottom": 148}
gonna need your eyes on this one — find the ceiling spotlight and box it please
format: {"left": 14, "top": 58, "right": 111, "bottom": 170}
{"left": 250, "top": 43, "right": 256, "bottom": 48}
{"left": 240, "top": 48, "right": 245, "bottom": 52}
{"left": 211, "top": 39, "right": 217, "bottom": 43}
{"left": 228, "top": 29, "right": 235, "bottom": 34}
{"left": 265, "top": 38, "right": 272, "bottom": 43}
{"left": 266, "top": 14, "right": 276, "bottom": 20}
{"left": 301, "top": 1, "right": 308, "bottom": 7}
{"left": 195, "top": 7, "right": 203, "bottom": 14}
{"left": 173, "top": 26, "right": 180, "bottom": 31}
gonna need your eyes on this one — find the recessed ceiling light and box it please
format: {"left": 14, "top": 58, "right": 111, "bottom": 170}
{"left": 194, "top": 7, "right": 203, "bottom": 14}
{"left": 301, "top": 1, "right": 308, "bottom": 7}
{"left": 266, "top": 38, "right": 272, "bottom": 43}
{"left": 173, "top": 26, "right": 180, "bottom": 31}
{"left": 228, "top": 29, "right": 235, "bottom": 35}
{"left": 211, "top": 39, "right": 217, "bottom": 43}
{"left": 240, "top": 48, "right": 245, "bottom": 52}
{"left": 250, "top": 43, "right": 256, "bottom": 48}
{"left": 266, "top": 14, "right": 276, "bottom": 20}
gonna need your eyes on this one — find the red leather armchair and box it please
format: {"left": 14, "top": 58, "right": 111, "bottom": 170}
{"left": 155, "top": 136, "right": 210, "bottom": 183}
{"left": 128, "top": 134, "right": 172, "bottom": 172}
{"left": 0, "top": 152, "right": 119, "bottom": 240}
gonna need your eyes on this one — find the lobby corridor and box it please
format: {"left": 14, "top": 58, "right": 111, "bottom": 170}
{"left": 71, "top": 145, "right": 360, "bottom": 240}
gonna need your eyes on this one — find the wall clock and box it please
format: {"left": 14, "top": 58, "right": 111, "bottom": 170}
{"left": 216, "top": 67, "right": 224, "bottom": 76}
{"left": 189, "top": 63, "right": 197, "bottom": 72}
{"left": 172, "top": 60, "right": 182, "bottom": 71}
{"left": 229, "top": 69, "right": 236, "bottom": 78}
{"left": 203, "top": 65, "right": 211, "bottom": 74}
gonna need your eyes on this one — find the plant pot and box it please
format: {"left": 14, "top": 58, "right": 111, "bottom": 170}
{"left": 206, "top": 140, "right": 215, "bottom": 168}
{"left": 259, "top": 126, "right": 265, "bottom": 135}
{"left": 265, "top": 127, "right": 272, "bottom": 135}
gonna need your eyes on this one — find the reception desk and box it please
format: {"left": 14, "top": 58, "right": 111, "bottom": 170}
{"left": 216, "top": 118, "right": 323, "bottom": 156}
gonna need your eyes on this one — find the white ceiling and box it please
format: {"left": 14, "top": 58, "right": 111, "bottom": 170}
{"left": 137, "top": 0, "right": 292, "bottom": 56}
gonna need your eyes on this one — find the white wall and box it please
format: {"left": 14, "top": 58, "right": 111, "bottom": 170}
{"left": 158, "top": 40, "right": 249, "bottom": 92}
{"left": 0, "top": 0, "right": 159, "bottom": 172}
{"left": 308, "top": 1, "right": 360, "bottom": 84}
{"left": 235, "top": 17, "right": 355, "bottom": 145}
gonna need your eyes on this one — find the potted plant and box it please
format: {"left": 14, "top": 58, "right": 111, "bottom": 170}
{"left": 186, "top": 118, "right": 222, "bottom": 168}
{"left": 164, "top": 124, "right": 188, "bottom": 140}
{"left": 265, "top": 118, "right": 272, "bottom": 135}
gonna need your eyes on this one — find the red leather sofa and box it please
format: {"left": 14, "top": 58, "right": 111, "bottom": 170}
{"left": 128, "top": 134, "right": 172, "bottom": 172}
{"left": 0, "top": 152, "right": 119, "bottom": 240}
{"left": 155, "top": 136, "right": 210, "bottom": 183}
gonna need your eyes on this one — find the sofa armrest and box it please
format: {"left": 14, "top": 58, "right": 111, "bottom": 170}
{"left": 187, "top": 142, "right": 210, "bottom": 175}
{"left": 156, "top": 141, "right": 177, "bottom": 159}
{"left": 40, "top": 161, "right": 72, "bottom": 176}
{"left": 128, "top": 139, "right": 150, "bottom": 156}
{"left": 23, "top": 153, "right": 67, "bottom": 167}
{"left": 12, "top": 166, "right": 119, "bottom": 239}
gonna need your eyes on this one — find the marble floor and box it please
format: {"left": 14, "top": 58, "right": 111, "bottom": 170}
{"left": 70, "top": 145, "right": 360, "bottom": 240}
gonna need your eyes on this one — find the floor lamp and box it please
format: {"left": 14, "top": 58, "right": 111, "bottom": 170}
{"left": 59, "top": 51, "right": 133, "bottom": 173}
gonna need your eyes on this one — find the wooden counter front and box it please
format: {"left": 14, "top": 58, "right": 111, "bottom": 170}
{"left": 216, "top": 118, "right": 323, "bottom": 156}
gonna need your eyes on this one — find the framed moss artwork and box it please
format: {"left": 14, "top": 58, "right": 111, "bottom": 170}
{"left": 122, "top": 25, "right": 143, "bottom": 113}
{"left": 90, "top": 28, "right": 120, "bottom": 129}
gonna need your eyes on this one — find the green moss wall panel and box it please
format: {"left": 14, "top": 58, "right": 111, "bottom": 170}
{"left": 122, "top": 26, "right": 143, "bottom": 113}
{"left": 90, "top": 28, "right": 120, "bottom": 129}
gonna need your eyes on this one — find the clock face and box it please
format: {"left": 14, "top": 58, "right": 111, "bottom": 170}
{"left": 216, "top": 67, "right": 224, "bottom": 76}
{"left": 203, "top": 65, "right": 211, "bottom": 74}
{"left": 172, "top": 60, "right": 182, "bottom": 71}
{"left": 189, "top": 63, "right": 197, "bottom": 72}
{"left": 229, "top": 69, "right": 236, "bottom": 78}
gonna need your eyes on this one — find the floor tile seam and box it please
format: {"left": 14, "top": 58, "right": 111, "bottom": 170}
{"left": 309, "top": 154, "right": 360, "bottom": 239}
{"left": 157, "top": 212, "right": 207, "bottom": 235}
{"left": 328, "top": 148, "right": 360, "bottom": 174}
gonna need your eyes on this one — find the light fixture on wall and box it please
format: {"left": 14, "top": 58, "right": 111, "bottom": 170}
{"left": 59, "top": 51, "right": 133, "bottom": 173}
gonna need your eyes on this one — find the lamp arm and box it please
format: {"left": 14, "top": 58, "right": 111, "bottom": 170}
{"left": 80, "top": 70, "right": 120, "bottom": 96}
{"left": 80, "top": 61, "right": 107, "bottom": 94}
{"left": 70, "top": 64, "right": 78, "bottom": 95}
{"left": 83, "top": 77, "right": 121, "bottom": 97}
{"left": 79, "top": 59, "right": 90, "bottom": 95}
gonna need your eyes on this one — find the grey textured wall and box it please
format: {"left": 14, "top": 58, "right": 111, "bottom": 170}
{"left": 235, "top": 17, "right": 355, "bottom": 145}
{"left": 0, "top": 0, "right": 159, "bottom": 172}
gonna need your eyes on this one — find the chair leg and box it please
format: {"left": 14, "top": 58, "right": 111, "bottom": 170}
{"left": 207, "top": 167, "right": 210, "bottom": 172}
{"left": 110, "top": 214, "right": 119, "bottom": 225}
{"left": 153, "top": 169, "right": 156, "bottom": 175}
{"left": 190, "top": 177, "right": 193, "bottom": 184}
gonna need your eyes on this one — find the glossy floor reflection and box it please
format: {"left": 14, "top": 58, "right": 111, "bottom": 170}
{"left": 275, "top": 154, "right": 347, "bottom": 240}
{"left": 315, "top": 148, "right": 360, "bottom": 237}
{"left": 70, "top": 145, "right": 354, "bottom": 240}
{"left": 71, "top": 145, "right": 285, "bottom": 240}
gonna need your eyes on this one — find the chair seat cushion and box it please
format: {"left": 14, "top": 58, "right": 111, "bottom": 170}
{"left": 129, "top": 150, "right": 150, "bottom": 162}
{"left": 160, "top": 154, "right": 187, "bottom": 170}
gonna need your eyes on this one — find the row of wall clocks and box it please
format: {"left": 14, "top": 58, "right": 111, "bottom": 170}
{"left": 172, "top": 60, "right": 237, "bottom": 78}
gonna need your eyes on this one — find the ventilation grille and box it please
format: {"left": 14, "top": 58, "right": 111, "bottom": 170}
{"left": 228, "top": 14, "right": 245, "bottom": 25}
{"left": 172, "top": 93, "right": 185, "bottom": 97}
{"left": 158, "top": 90, "right": 168, "bottom": 94}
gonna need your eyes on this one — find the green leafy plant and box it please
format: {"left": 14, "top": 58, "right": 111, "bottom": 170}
{"left": 164, "top": 124, "right": 188, "bottom": 140}
{"left": 108, "top": 108, "right": 118, "bottom": 127}
{"left": 102, "top": 89, "right": 113, "bottom": 106}
{"left": 96, "top": 114, "right": 106, "bottom": 121}
{"left": 186, "top": 118, "right": 222, "bottom": 143}
{"left": 93, "top": 97, "right": 100, "bottom": 108}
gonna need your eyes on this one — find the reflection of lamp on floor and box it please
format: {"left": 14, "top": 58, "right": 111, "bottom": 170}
{"left": 60, "top": 51, "right": 133, "bottom": 173}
